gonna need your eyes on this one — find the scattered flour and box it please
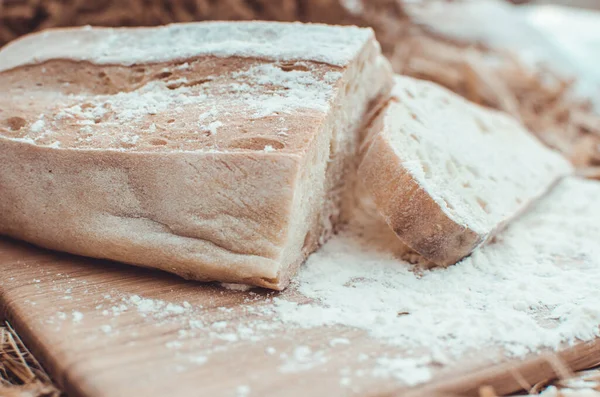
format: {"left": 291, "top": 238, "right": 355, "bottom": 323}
{"left": 189, "top": 319, "right": 204, "bottom": 329}
{"left": 166, "top": 341, "right": 183, "bottom": 350}
{"left": 329, "top": 338, "right": 351, "bottom": 347}
{"left": 265, "top": 347, "right": 277, "bottom": 355}
{"left": 198, "top": 108, "right": 219, "bottom": 121}
{"left": 29, "top": 118, "right": 45, "bottom": 133}
{"left": 234, "top": 64, "right": 341, "bottom": 118}
{"left": 212, "top": 321, "right": 228, "bottom": 330}
{"left": 270, "top": 177, "right": 600, "bottom": 383}
{"left": 125, "top": 295, "right": 190, "bottom": 318}
{"left": 236, "top": 385, "right": 251, "bottom": 397}
{"left": 278, "top": 346, "right": 328, "bottom": 373}
{"left": 373, "top": 357, "right": 432, "bottom": 387}
{"left": 21, "top": 177, "right": 600, "bottom": 391}
{"left": 14, "top": 60, "right": 341, "bottom": 150}
{"left": 541, "top": 387, "right": 600, "bottom": 396}
{"left": 200, "top": 120, "right": 223, "bottom": 135}
{"left": 221, "top": 283, "right": 253, "bottom": 292}
{"left": 72, "top": 311, "right": 83, "bottom": 323}
{"left": 562, "top": 379, "right": 599, "bottom": 389}
{"left": 213, "top": 333, "right": 239, "bottom": 342}
{"left": 189, "top": 356, "right": 208, "bottom": 365}
{"left": 56, "top": 82, "right": 198, "bottom": 125}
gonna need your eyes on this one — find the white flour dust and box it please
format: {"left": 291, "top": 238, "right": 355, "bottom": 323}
{"left": 32, "top": 177, "right": 600, "bottom": 390}
{"left": 271, "top": 177, "right": 600, "bottom": 383}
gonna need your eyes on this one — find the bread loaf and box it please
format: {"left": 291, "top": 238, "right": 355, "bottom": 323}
{"left": 0, "top": 22, "right": 393, "bottom": 289}
{"left": 358, "top": 75, "right": 573, "bottom": 266}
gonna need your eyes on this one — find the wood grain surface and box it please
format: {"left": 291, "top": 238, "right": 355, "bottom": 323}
{"left": 0, "top": 237, "right": 599, "bottom": 397}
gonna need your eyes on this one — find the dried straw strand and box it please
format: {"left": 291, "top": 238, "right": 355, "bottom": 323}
{"left": 0, "top": 322, "right": 61, "bottom": 397}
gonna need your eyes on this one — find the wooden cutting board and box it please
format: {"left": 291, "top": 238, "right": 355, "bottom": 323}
{"left": 1, "top": 236, "right": 599, "bottom": 397}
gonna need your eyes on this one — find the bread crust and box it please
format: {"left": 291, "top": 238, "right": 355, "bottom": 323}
{"left": 359, "top": 130, "right": 482, "bottom": 266}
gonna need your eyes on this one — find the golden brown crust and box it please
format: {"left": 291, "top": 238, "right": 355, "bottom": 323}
{"left": 358, "top": 127, "right": 483, "bottom": 267}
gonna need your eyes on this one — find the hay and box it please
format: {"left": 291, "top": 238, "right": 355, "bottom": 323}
{"left": 0, "top": 323, "right": 61, "bottom": 397}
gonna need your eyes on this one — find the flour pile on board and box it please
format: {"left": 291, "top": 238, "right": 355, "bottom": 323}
{"left": 271, "top": 177, "right": 600, "bottom": 381}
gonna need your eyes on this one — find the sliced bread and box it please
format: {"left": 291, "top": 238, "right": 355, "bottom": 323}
{"left": 0, "top": 22, "right": 393, "bottom": 289}
{"left": 358, "top": 75, "right": 573, "bottom": 266}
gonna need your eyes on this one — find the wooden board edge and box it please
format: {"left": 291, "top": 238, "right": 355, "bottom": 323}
{"left": 0, "top": 289, "right": 85, "bottom": 397}
{"left": 402, "top": 339, "right": 600, "bottom": 396}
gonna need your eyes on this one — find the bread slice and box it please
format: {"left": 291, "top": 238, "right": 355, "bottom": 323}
{"left": 0, "top": 22, "right": 393, "bottom": 290}
{"left": 358, "top": 75, "right": 573, "bottom": 266}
